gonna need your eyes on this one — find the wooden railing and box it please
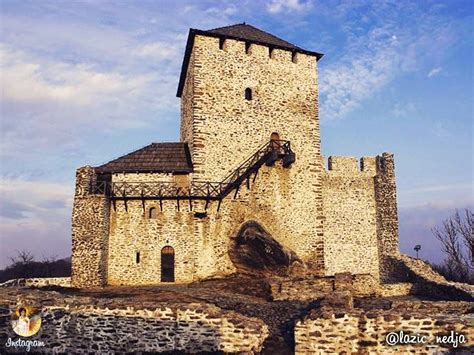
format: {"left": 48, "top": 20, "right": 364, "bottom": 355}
{"left": 90, "top": 139, "right": 295, "bottom": 202}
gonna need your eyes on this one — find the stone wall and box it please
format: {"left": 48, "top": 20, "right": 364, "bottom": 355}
{"left": 0, "top": 303, "right": 268, "bottom": 353}
{"left": 375, "top": 153, "right": 400, "bottom": 282}
{"left": 322, "top": 156, "right": 380, "bottom": 279}
{"left": 295, "top": 304, "right": 474, "bottom": 354}
{"left": 107, "top": 200, "right": 196, "bottom": 285}
{"left": 270, "top": 277, "right": 334, "bottom": 301}
{"left": 71, "top": 167, "right": 109, "bottom": 288}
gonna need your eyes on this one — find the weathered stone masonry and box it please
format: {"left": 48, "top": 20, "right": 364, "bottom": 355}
{"left": 71, "top": 23, "right": 401, "bottom": 287}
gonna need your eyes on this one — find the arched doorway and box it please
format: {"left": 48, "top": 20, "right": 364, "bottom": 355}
{"left": 270, "top": 132, "right": 281, "bottom": 152}
{"left": 161, "top": 246, "right": 175, "bottom": 282}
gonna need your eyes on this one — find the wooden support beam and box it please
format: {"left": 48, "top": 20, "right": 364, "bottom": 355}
{"left": 233, "top": 184, "right": 240, "bottom": 199}
{"left": 253, "top": 169, "right": 259, "bottom": 183}
{"left": 159, "top": 198, "right": 163, "bottom": 212}
{"left": 204, "top": 199, "right": 210, "bottom": 210}
{"left": 189, "top": 198, "right": 192, "bottom": 212}
{"left": 123, "top": 191, "right": 128, "bottom": 212}
{"left": 112, "top": 199, "right": 116, "bottom": 211}
{"left": 141, "top": 191, "right": 145, "bottom": 213}
{"left": 246, "top": 176, "right": 250, "bottom": 189}
{"left": 217, "top": 199, "right": 222, "bottom": 212}
{"left": 177, "top": 198, "right": 180, "bottom": 211}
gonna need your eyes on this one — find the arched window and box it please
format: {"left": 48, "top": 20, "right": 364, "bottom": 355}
{"left": 161, "top": 246, "right": 175, "bottom": 282}
{"left": 270, "top": 132, "right": 282, "bottom": 153}
{"left": 245, "top": 88, "right": 252, "bottom": 101}
{"left": 149, "top": 207, "right": 157, "bottom": 219}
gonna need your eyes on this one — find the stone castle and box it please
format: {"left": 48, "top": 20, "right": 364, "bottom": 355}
{"left": 71, "top": 23, "right": 399, "bottom": 288}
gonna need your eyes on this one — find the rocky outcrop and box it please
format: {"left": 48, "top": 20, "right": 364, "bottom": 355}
{"left": 229, "top": 221, "right": 300, "bottom": 276}
{"left": 387, "top": 254, "right": 474, "bottom": 301}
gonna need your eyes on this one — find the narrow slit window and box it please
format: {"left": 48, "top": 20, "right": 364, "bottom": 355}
{"left": 219, "top": 38, "right": 226, "bottom": 50}
{"left": 136, "top": 252, "right": 140, "bottom": 264}
{"left": 269, "top": 47, "right": 274, "bottom": 58}
{"left": 245, "top": 88, "right": 252, "bottom": 101}
{"left": 245, "top": 42, "right": 251, "bottom": 54}
{"left": 292, "top": 51, "right": 298, "bottom": 63}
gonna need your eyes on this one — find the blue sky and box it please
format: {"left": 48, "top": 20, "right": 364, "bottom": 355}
{"left": 0, "top": 0, "right": 472, "bottom": 268}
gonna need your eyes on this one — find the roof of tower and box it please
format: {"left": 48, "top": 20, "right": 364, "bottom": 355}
{"left": 176, "top": 23, "right": 323, "bottom": 97}
{"left": 207, "top": 23, "right": 303, "bottom": 51}
{"left": 95, "top": 142, "right": 193, "bottom": 174}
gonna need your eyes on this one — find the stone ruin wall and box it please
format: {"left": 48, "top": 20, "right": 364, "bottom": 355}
{"left": 322, "top": 153, "right": 399, "bottom": 281}
{"left": 0, "top": 303, "right": 268, "bottom": 353}
{"left": 322, "top": 156, "right": 380, "bottom": 279}
{"left": 375, "top": 153, "right": 400, "bottom": 282}
{"left": 295, "top": 303, "right": 474, "bottom": 354}
{"left": 180, "top": 34, "right": 325, "bottom": 270}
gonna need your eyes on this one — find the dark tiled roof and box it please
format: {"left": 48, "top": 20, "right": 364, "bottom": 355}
{"left": 207, "top": 23, "right": 302, "bottom": 52}
{"left": 95, "top": 143, "right": 193, "bottom": 174}
{"left": 177, "top": 23, "right": 323, "bottom": 97}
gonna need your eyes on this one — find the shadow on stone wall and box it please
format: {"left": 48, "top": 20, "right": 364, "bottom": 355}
{"left": 228, "top": 221, "right": 301, "bottom": 277}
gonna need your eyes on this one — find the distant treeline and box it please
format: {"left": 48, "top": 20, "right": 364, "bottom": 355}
{"left": 0, "top": 251, "right": 71, "bottom": 283}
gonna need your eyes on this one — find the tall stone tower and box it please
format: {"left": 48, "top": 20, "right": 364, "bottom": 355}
{"left": 178, "top": 23, "right": 326, "bottom": 271}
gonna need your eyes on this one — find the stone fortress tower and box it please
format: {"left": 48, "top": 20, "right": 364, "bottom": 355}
{"left": 71, "top": 23, "right": 399, "bottom": 288}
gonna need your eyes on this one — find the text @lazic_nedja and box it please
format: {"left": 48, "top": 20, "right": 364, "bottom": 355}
{"left": 385, "top": 330, "right": 467, "bottom": 348}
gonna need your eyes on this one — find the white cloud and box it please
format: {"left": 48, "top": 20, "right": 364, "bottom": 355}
{"left": 136, "top": 41, "right": 181, "bottom": 60}
{"left": 267, "top": 0, "right": 312, "bottom": 14}
{"left": 1, "top": 46, "right": 151, "bottom": 105}
{"left": 431, "top": 121, "right": 451, "bottom": 138}
{"left": 427, "top": 67, "right": 442, "bottom": 78}
{"left": 0, "top": 179, "right": 74, "bottom": 267}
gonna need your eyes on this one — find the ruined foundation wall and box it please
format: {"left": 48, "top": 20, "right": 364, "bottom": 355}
{"left": 183, "top": 35, "right": 325, "bottom": 269}
{"left": 322, "top": 156, "right": 380, "bottom": 279}
{"left": 71, "top": 167, "right": 109, "bottom": 288}
{"left": 295, "top": 307, "right": 474, "bottom": 354}
{"left": 0, "top": 303, "right": 268, "bottom": 353}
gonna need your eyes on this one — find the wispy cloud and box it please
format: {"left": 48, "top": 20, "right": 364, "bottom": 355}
{"left": 318, "top": 1, "right": 460, "bottom": 121}
{"left": 266, "top": 0, "right": 312, "bottom": 14}
{"left": 427, "top": 67, "right": 442, "bottom": 78}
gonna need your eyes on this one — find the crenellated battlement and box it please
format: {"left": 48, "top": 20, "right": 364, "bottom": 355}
{"left": 193, "top": 35, "right": 317, "bottom": 69}
{"left": 324, "top": 153, "right": 394, "bottom": 176}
